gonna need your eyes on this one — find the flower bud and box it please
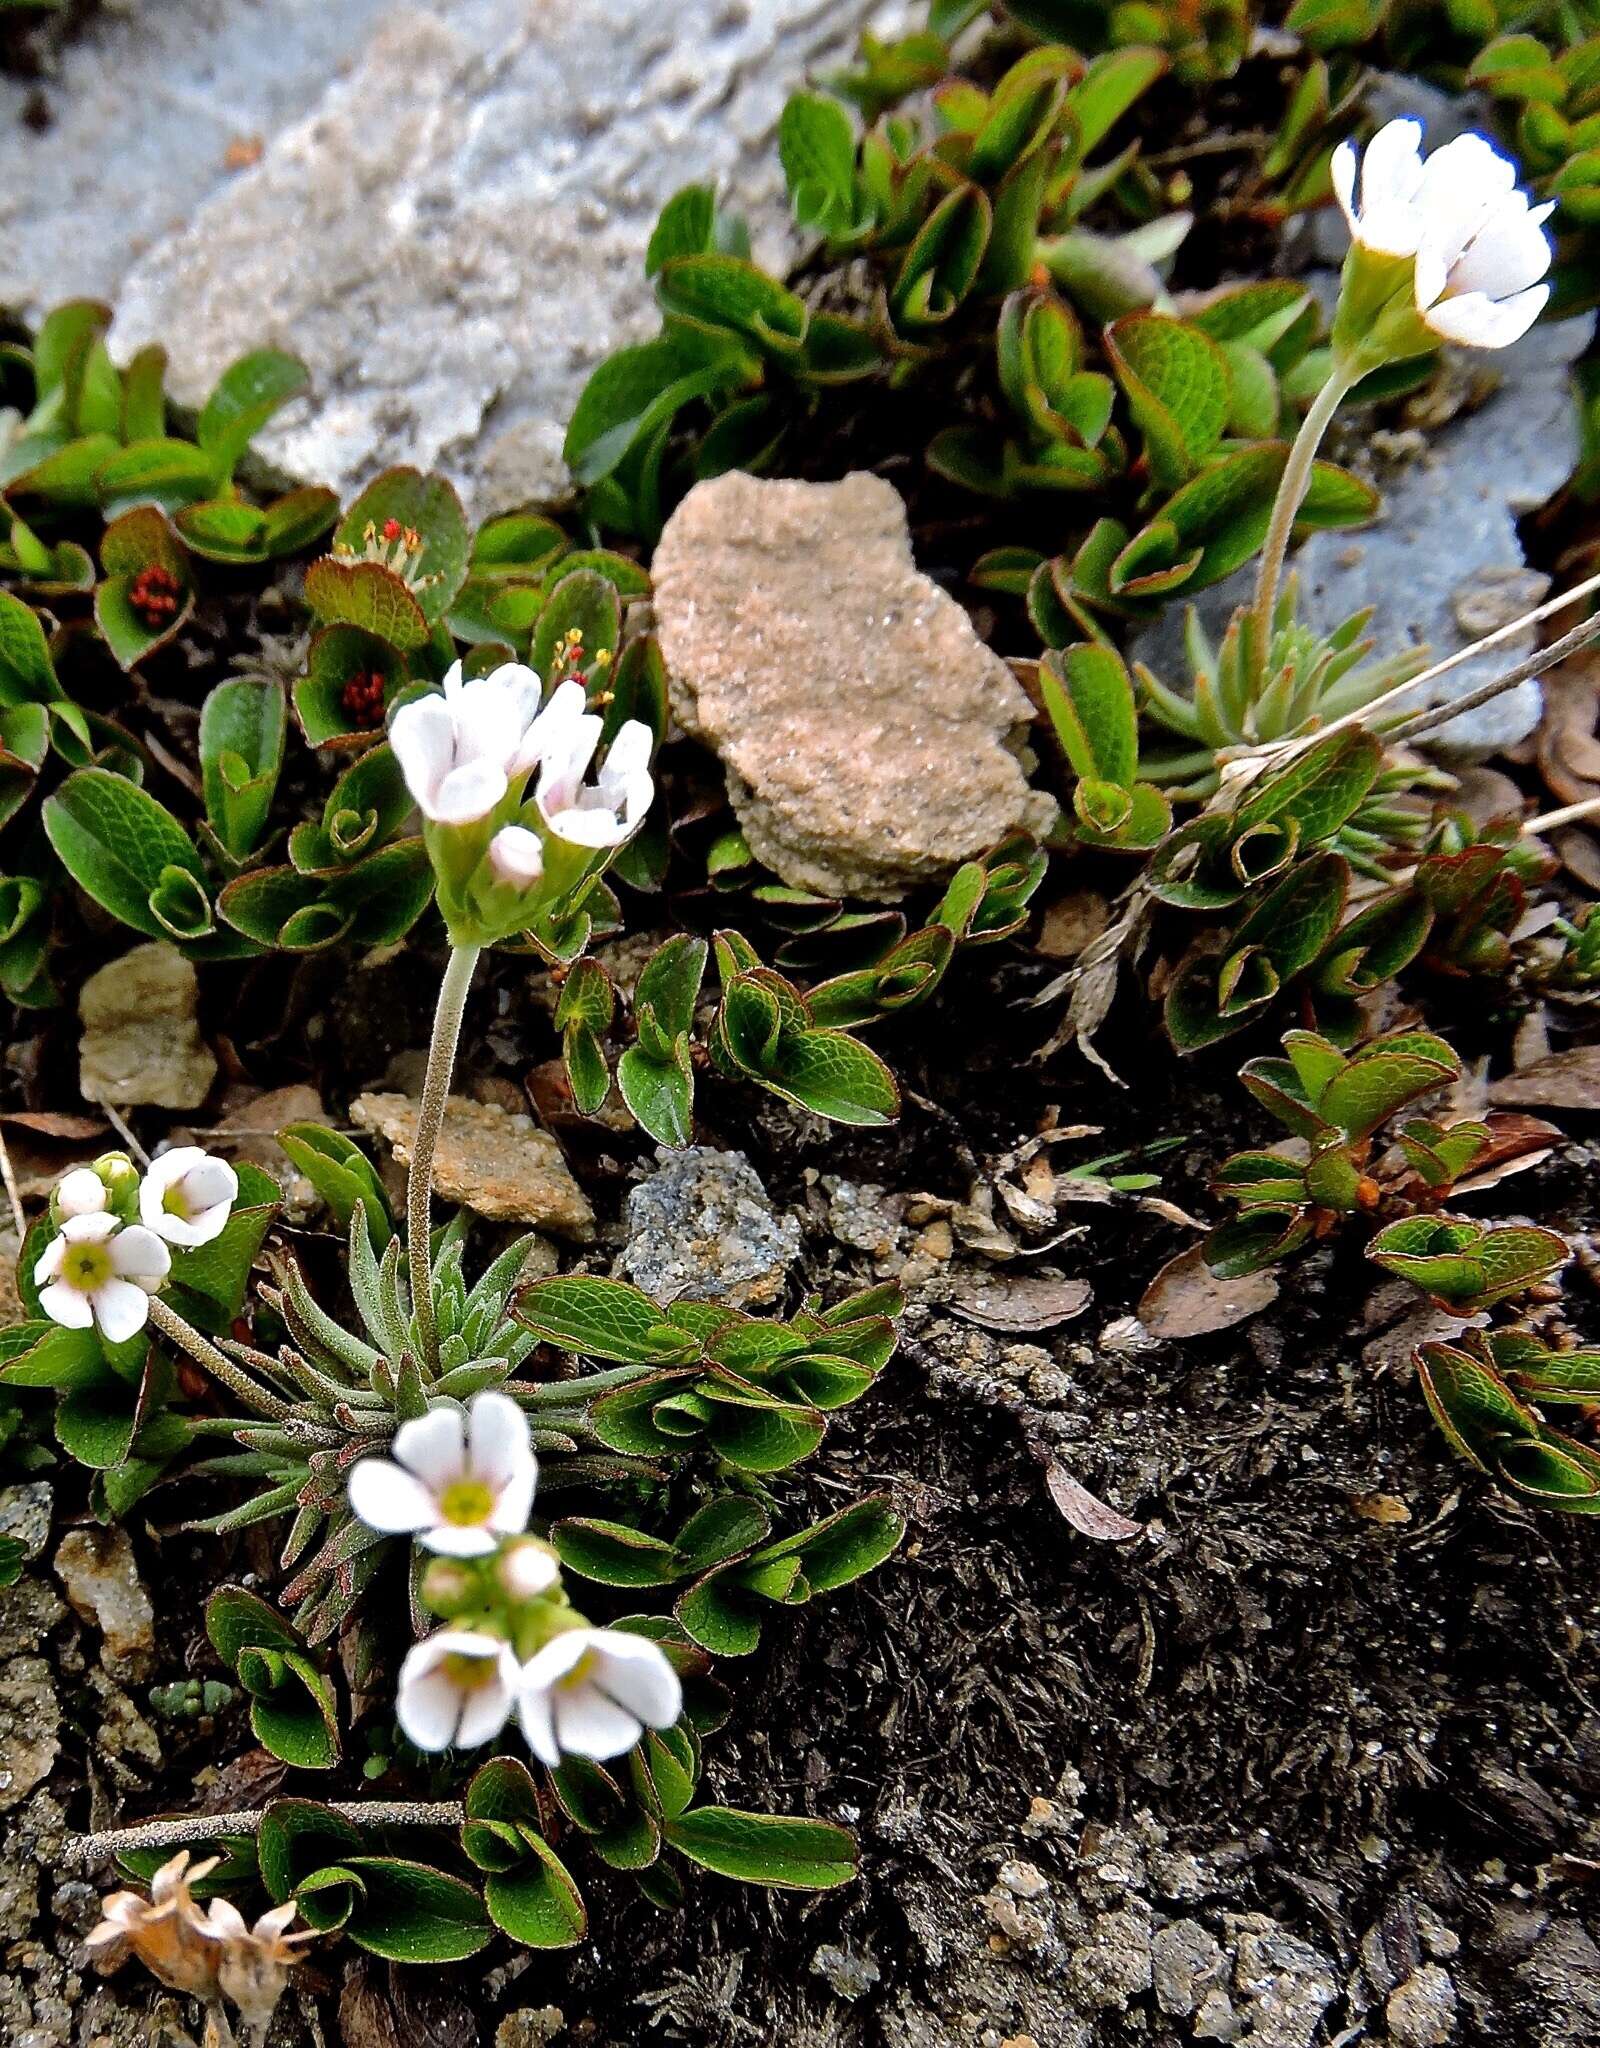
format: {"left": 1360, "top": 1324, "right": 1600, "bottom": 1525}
{"left": 420, "top": 1555, "right": 481, "bottom": 1619}
{"left": 495, "top": 1535, "right": 561, "bottom": 1605}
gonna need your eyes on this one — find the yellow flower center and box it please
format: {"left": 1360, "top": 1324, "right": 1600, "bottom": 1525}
{"left": 556, "top": 1650, "right": 595, "bottom": 1692}
{"left": 162, "top": 1185, "right": 191, "bottom": 1219}
{"left": 437, "top": 1478, "right": 495, "bottom": 1525}
{"left": 64, "top": 1243, "right": 112, "bottom": 1291}
{"left": 440, "top": 1651, "right": 497, "bottom": 1692}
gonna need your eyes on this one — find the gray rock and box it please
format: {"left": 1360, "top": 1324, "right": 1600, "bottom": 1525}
{"left": 0, "top": 1487, "right": 52, "bottom": 1566}
{"left": 0, "top": 1658, "right": 60, "bottom": 1813}
{"left": 78, "top": 943, "right": 216, "bottom": 1111}
{"left": 54, "top": 1527, "right": 156, "bottom": 1681}
{"left": 1228, "top": 1914, "right": 1340, "bottom": 2048}
{"left": 3, "top": 1, "right": 911, "bottom": 514}
{"left": 619, "top": 1146, "right": 800, "bottom": 1308}
{"left": 1386, "top": 1963, "right": 1458, "bottom": 2046}
{"left": 1152, "top": 1918, "right": 1228, "bottom": 2018}
{"left": 1066, "top": 1905, "right": 1155, "bottom": 2010}
{"left": 653, "top": 471, "right": 1052, "bottom": 898}
{"left": 810, "top": 1942, "right": 882, "bottom": 2000}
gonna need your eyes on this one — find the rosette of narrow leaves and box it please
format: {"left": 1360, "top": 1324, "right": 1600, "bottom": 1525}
{"left": 1416, "top": 1329, "right": 1600, "bottom": 1513}
{"left": 205, "top": 1585, "right": 340, "bottom": 1770}
{"left": 516, "top": 1275, "right": 903, "bottom": 1477}
{"left": 1366, "top": 1215, "right": 1570, "bottom": 1312}
{"left": 187, "top": 1207, "right": 548, "bottom": 1641}
{"left": 1135, "top": 575, "right": 1430, "bottom": 797}
{"left": 0, "top": 1164, "right": 280, "bottom": 1515}
{"left": 1036, "top": 641, "right": 1171, "bottom": 851}
{"left": 1204, "top": 1026, "right": 1463, "bottom": 1276}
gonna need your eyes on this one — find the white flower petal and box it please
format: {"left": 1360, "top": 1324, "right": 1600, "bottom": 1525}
{"left": 516, "top": 1681, "right": 560, "bottom": 1766}
{"left": 1359, "top": 118, "right": 1424, "bottom": 215}
{"left": 63, "top": 1211, "right": 118, "bottom": 1245}
{"left": 1423, "top": 281, "right": 1549, "bottom": 348}
{"left": 1330, "top": 137, "right": 1357, "bottom": 233}
{"left": 93, "top": 1277, "right": 152, "bottom": 1344}
{"left": 396, "top": 1666, "right": 465, "bottom": 1751}
{"left": 418, "top": 1520, "right": 500, "bottom": 1557}
{"left": 39, "top": 1280, "right": 93, "bottom": 1330}
{"left": 553, "top": 1686, "right": 642, "bottom": 1761}
{"left": 390, "top": 697, "right": 458, "bottom": 812}
{"left": 1448, "top": 197, "right": 1553, "bottom": 300}
{"left": 393, "top": 1406, "right": 466, "bottom": 1488}
{"left": 430, "top": 757, "right": 509, "bottom": 827}
{"left": 466, "top": 1390, "right": 533, "bottom": 1492}
{"left": 348, "top": 1457, "right": 439, "bottom": 1534}
{"left": 591, "top": 1633, "right": 682, "bottom": 1728}
{"left": 34, "top": 1235, "right": 66, "bottom": 1286}
{"left": 109, "top": 1225, "right": 172, "bottom": 1289}
{"left": 542, "top": 802, "right": 628, "bottom": 850}
{"left": 456, "top": 1667, "right": 517, "bottom": 1749}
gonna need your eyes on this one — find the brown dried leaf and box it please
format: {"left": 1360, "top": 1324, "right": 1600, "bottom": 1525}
{"left": 947, "top": 1269, "right": 1092, "bottom": 1333}
{"left": 0, "top": 1110, "right": 106, "bottom": 1139}
{"left": 1489, "top": 1046, "right": 1600, "bottom": 1111}
{"left": 1046, "top": 1461, "right": 1143, "bottom": 1541}
{"left": 1449, "top": 1111, "right": 1563, "bottom": 1193}
{"left": 1137, "top": 1244, "right": 1279, "bottom": 1338}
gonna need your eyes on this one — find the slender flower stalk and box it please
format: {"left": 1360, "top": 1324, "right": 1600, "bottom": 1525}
{"left": 146, "top": 1297, "right": 293, "bottom": 1421}
{"left": 1247, "top": 117, "right": 1553, "bottom": 692}
{"left": 1248, "top": 362, "right": 1359, "bottom": 682}
{"left": 407, "top": 942, "right": 480, "bottom": 1370}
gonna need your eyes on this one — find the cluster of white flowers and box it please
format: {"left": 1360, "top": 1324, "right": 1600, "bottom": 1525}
{"left": 348, "top": 1390, "right": 683, "bottom": 1765}
{"left": 1332, "top": 118, "right": 1553, "bottom": 351}
{"left": 35, "top": 1148, "right": 238, "bottom": 1343}
{"left": 389, "top": 661, "right": 654, "bottom": 895}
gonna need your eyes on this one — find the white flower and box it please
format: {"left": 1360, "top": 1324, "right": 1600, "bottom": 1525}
{"left": 539, "top": 714, "right": 655, "bottom": 850}
{"left": 55, "top": 1166, "right": 109, "bottom": 1220}
{"left": 35, "top": 1213, "right": 171, "bottom": 1343}
{"left": 1332, "top": 118, "right": 1552, "bottom": 349}
{"left": 395, "top": 1628, "right": 521, "bottom": 1751}
{"left": 139, "top": 1146, "right": 239, "bottom": 1248}
{"left": 516, "top": 1627, "right": 682, "bottom": 1766}
{"left": 390, "top": 660, "right": 545, "bottom": 826}
{"left": 486, "top": 824, "right": 545, "bottom": 892}
{"left": 347, "top": 1389, "right": 537, "bottom": 1556}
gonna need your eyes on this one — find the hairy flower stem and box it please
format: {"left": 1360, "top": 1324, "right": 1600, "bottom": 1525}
{"left": 66, "top": 1801, "right": 465, "bottom": 1867}
{"left": 1249, "top": 362, "right": 1358, "bottom": 677}
{"left": 408, "top": 942, "right": 481, "bottom": 1373}
{"left": 147, "top": 1298, "right": 292, "bottom": 1421}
